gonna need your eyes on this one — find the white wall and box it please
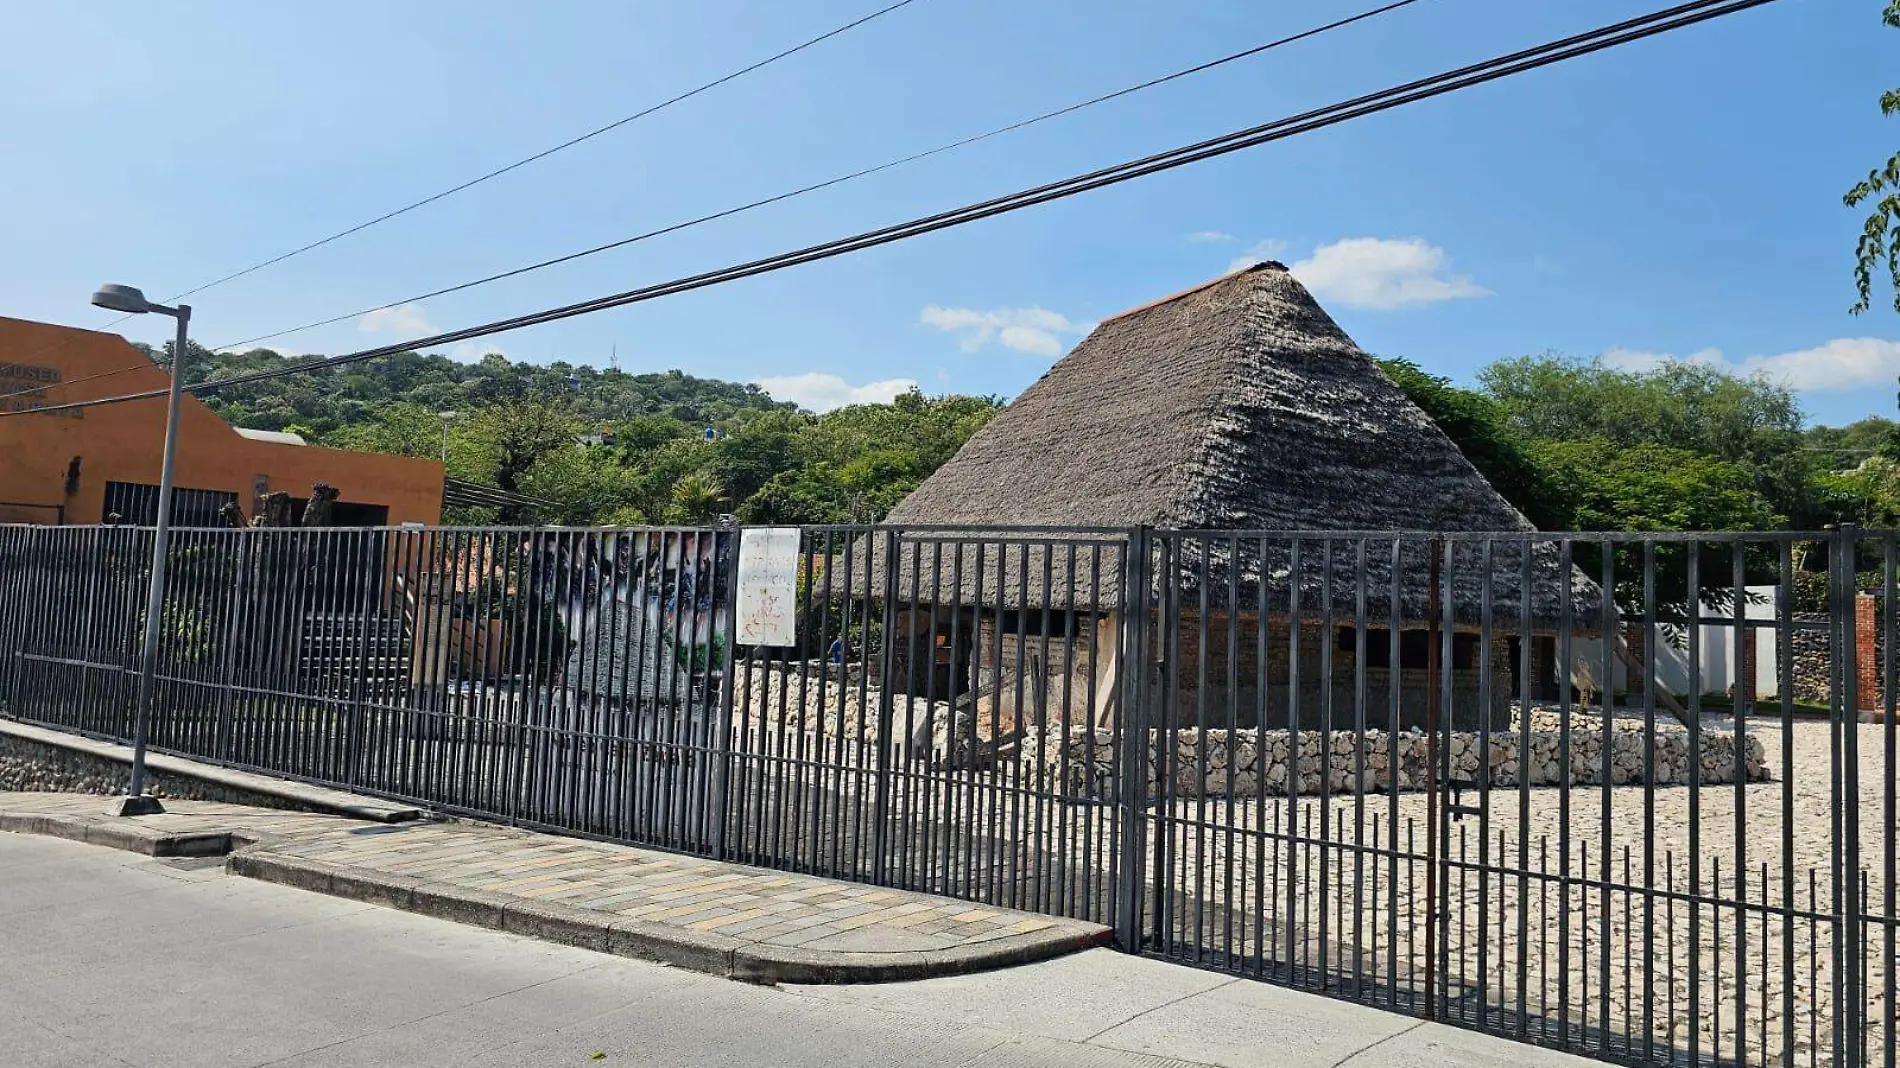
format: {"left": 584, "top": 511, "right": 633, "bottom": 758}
{"left": 1560, "top": 586, "right": 1779, "bottom": 699}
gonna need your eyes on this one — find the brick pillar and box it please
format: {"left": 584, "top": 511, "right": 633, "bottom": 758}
{"left": 1855, "top": 592, "right": 1881, "bottom": 712}
{"left": 1625, "top": 622, "right": 1647, "bottom": 697}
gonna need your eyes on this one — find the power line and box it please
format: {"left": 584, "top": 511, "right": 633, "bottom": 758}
{"left": 211, "top": 0, "right": 1431, "bottom": 353}
{"left": 0, "top": 0, "right": 922, "bottom": 397}
{"left": 3, "top": 0, "right": 1785, "bottom": 422}
{"left": 158, "top": 0, "right": 924, "bottom": 307}
{"left": 3, "top": 0, "right": 1432, "bottom": 405}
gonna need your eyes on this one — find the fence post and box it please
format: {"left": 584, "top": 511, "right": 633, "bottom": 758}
{"left": 213, "top": 530, "right": 246, "bottom": 762}
{"left": 870, "top": 525, "right": 901, "bottom": 884}
{"left": 1115, "top": 525, "right": 1152, "bottom": 950}
{"left": 709, "top": 524, "right": 740, "bottom": 861}
{"left": 1833, "top": 524, "right": 1866, "bottom": 1068}
{"left": 344, "top": 528, "right": 378, "bottom": 787}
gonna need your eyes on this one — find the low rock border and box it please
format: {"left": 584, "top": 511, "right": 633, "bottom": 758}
{"left": 0, "top": 718, "right": 421, "bottom": 822}
{"left": 1013, "top": 721, "right": 1773, "bottom": 800}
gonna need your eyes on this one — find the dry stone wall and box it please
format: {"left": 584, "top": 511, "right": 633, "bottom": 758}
{"left": 0, "top": 729, "right": 315, "bottom": 810}
{"left": 1010, "top": 708, "right": 1772, "bottom": 801}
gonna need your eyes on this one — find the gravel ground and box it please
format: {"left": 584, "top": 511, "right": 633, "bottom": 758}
{"left": 1144, "top": 716, "right": 1899, "bottom": 1068}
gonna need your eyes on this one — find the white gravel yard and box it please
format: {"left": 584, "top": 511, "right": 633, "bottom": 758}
{"left": 1145, "top": 715, "right": 1898, "bottom": 1068}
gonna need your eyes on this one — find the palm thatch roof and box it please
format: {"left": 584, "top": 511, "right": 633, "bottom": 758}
{"left": 857, "top": 263, "right": 1601, "bottom": 632}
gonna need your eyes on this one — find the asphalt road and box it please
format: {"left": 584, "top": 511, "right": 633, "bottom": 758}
{"left": 0, "top": 831, "right": 1594, "bottom": 1068}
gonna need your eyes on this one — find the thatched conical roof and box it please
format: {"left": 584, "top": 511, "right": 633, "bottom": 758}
{"left": 870, "top": 263, "right": 1600, "bottom": 631}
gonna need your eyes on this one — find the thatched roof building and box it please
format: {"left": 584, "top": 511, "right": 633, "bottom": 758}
{"left": 864, "top": 262, "right": 1600, "bottom": 632}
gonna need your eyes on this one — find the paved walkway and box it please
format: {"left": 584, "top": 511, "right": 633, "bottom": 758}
{"left": 0, "top": 791, "right": 1108, "bottom": 982}
{"left": 4, "top": 831, "right": 1600, "bottom": 1068}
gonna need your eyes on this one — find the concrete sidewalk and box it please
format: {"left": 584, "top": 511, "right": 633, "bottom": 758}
{"left": 0, "top": 791, "right": 1107, "bottom": 983}
{"left": 1, "top": 831, "right": 1596, "bottom": 1068}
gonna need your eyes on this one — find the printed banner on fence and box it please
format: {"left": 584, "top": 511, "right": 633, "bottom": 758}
{"left": 735, "top": 527, "right": 800, "bottom": 647}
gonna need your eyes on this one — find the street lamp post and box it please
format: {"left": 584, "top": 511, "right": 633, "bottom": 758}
{"left": 91, "top": 284, "right": 190, "bottom": 817}
{"left": 438, "top": 410, "right": 458, "bottom": 465}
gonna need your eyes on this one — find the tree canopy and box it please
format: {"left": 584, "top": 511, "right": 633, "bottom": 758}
{"left": 1846, "top": 0, "right": 1900, "bottom": 314}
{"left": 1377, "top": 352, "right": 1900, "bottom": 537}
{"left": 171, "top": 339, "right": 1900, "bottom": 537}
{"left": 186, "top": 344, "right": 1000, "bottom": 527}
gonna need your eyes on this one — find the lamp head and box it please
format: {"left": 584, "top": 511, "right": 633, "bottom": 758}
{"left": 91, "top": 284, "right": 152, "bottom": 314}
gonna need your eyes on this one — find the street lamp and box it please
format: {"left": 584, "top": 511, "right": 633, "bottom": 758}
{"left": 438, "top": 410, "right": 458, "bottom": 465}
{"left": 91, "top": 283, "right": 190, "bottom": 817}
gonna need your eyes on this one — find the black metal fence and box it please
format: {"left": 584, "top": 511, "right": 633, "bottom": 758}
{"left": 0, "top": 521, "right": 1893, "bottom": 1068}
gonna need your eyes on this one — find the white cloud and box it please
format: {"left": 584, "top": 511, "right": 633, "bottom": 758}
{"left": 1227, "top": 238, "right": 1290, "bottom": 273}
{"left": 919, "top": 305, "right": 1089, "bottom": 356}
{"left": 1285, "top": 237, "right": 1490, "bottom": 310}
{"left": 1601, "top": 338, "right": 1900, "bottom": 391}
{"left": 359, "top": 303, "right": 436, "bottom": 336}
{"left": 442, "top": 341, "right": 507, "bottom": 365}
{"left": 1744, "top": 338, "right": 1900, "bottom": 391}
{"left": 753, "top": 372, "right": 917, "bottom": 412}
{"left": 1186, "top": 230, "right": 1237, "bottom": 244}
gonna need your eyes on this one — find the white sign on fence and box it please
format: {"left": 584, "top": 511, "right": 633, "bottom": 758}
{"left": 735, "top": 527, "right": 801, "bottom": 647}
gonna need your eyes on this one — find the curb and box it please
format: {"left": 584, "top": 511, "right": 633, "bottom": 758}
{"left": 226, "top": 848, "right": 1111, "bottom": 984}
{"left": 0, "top": 810, "right": 234, "bottom": 858}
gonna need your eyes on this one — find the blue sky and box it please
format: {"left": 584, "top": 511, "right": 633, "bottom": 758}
{"left": 2, "top": 0, "right": 1894, "bottom": 424}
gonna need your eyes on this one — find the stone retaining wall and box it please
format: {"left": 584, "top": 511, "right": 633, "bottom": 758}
{"left": 1011, "top": 715, "right": 1773, "bottom": 800}
{"left": 0, "top": 730, "right": 314, "bottom": 811}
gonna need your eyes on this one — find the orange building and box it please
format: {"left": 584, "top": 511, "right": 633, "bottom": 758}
{"left": 0, "top": 316, "right": 443, "bottom": 526}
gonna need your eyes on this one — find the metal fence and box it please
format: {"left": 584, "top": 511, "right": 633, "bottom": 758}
{"left": 0, "top": 521, "right": 1893, "bottom": 1068}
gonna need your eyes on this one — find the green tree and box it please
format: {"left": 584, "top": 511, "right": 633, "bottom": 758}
{"left": 1533, "top": 438, "right": 1782, "bottom": 607}
{"left": 1811, "top": 446, "right": 1900, "bottom": 528}
{"left": 668, "top": 471, "right": 727, "bottom": 523}
{"left": 1803, "top": 416, "right": 1900, "bottom": 467}
{"left": 613, "top": 414, "right": 692, "bottom": 453}
{"left": 185, "top": 344, "right": 996, "bottom": 527}
{"left": 518, "top": 443, "right": 642, "bottom": 526}
{"left": 1479, "top": 353, "right": 1819, "bottom": 525}
{"left": 704, "top": 410, "right": 805, "bottom": 503}
{"left": 737, "top": 465, "right": 856, "bottom": 525}
{"left": 1374, "top": 357, "right": 1569, "bottom": 529}
{"left": 326, "top": 401, "right": 444, "bottom": 460}
{"left": 1531, "top": 440, "right": 1779, "bottom": 533}
{"left": 1846, "top": 0, "right": 1900, "bottom": 314}
{"left": 459, "top": 396, "right": 581, "bottom": 521}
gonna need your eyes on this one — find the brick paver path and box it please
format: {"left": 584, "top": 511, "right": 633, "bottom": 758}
{"left": 0, "top": 792, "right": 1098, "bottom": 959}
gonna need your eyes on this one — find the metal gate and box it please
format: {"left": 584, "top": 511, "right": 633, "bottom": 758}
{"left": 1124, "top": 528, "right": 1892, "bottom": 1068}
{"left": 0, "top": 521, "right": 1892, "bottom": 1068}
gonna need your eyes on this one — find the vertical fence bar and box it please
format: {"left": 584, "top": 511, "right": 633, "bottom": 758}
{"left": 870, "top": 526, "right": 900, "bottom": 882}
{"left": 1424, "top": 536, "right": 1441, "bottom": 1022}
{"left": 1731, "top": 535, "right": 1750, "bottom": 1068}
{"left": 1516, "top": 536, "right": 1533, "bottom": 1038}
{"left": 1286, "top": 535, "right": 1304, "bottom": 985}
{"left": 710, "top": 527, "right": 740, "bottom": 861}
{"left": 1840, "top": 525, "right": 1866, "bottom": 1068}
{"left": 1778, "top": 538, "right": 1799, "bottom": 1068}
{"left": 1884, "top": 531, "right": 1897, "bottom": 1068}
{"left": 1686, "top": 537, "right": 1702, "bottom": 1068}
{"left": 1384, "top": 537, "right": 1402, "bottom": 1010}
{"left": 1476, "top": 537, "right": 1495, "bottom": 1030}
